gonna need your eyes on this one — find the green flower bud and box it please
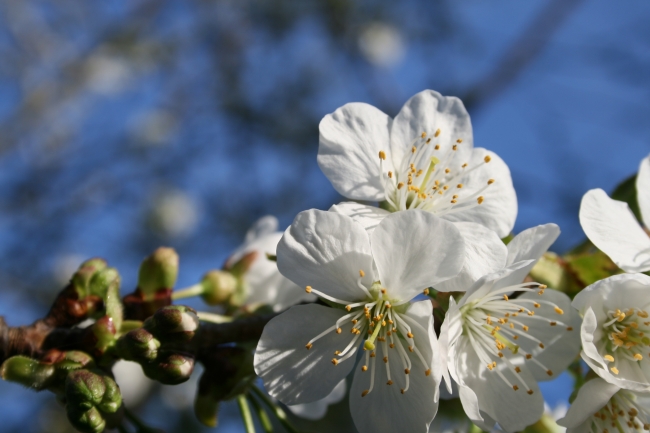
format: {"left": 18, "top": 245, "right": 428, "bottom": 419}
{"left": 0, "top": 356, "right": 55, "bottom": 391}
{"left": 144, "top": 305, "right": 199, "bottom": 342}
{"left": 65, "top": 369, "right": 122, "bottom": 433}
{"left": 44, "top": 350, "right": 95, "bottom": 372}
{"left": 226, "top": 251, "right": 258, "bottom": 278}
{"left": 80, "top": 258, "right": 108, "bottom": 273}
{"left": 87, "top": 267, "right": 120, "bottom": 300}
{"left": 71, "top": 266, "right": 99, "bottom": 298}
{"left": 138, "top": 247, "right": 179, "bottom": 298}
{"left": 115, "top": 328, "right": 160, "bottom": 362}
{"left": 200, "top": 270, "right": 237, "bottom": 305}
{"left": 142, "top": 352, "right": 194, "bottom": 385}
{"left": 92, "top": 316, "right": 117, "bottom": 354}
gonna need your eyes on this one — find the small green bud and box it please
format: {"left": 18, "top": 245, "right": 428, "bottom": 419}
{"left": 0, "top": 356, "right": 55, "bottom": 390}
{"left": 80, "top": 258, "right": 108, "bottom": 273}
{"left": 65, "top": 369, "right": 122, "bottom": 433}
{"left": 142, "top": 352, "right": 194, "bottom": 385}
{"left": 200, "top": 270, "right": 237, "bottom": 305}
{"left": 226, "top": 251, "right": 258, "bottom": 278}
{"left": 87, "top": 267, "right": 120, "bottom": 300}
{"left": 92, "top": 316, "right": 117, "bottom": 354}
{"left": 71, "top": 266, "right": 99, "bottom": 298}
{"left": 116, "top": 328, "right": 160, "bottom": 362}
{"left": 44, "top": 350, "right": 95, "bottom": 372}
{"left": 138, "top": 247, "right": 179, "bottom": 298}
{"left": 194, "top": 393, "right": 219, "bottom": 427}
{"left": 144, "top": 305, "right": 199, "bottom": 342}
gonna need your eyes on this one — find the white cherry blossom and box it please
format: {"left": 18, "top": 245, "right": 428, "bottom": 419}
{"left": 319, "top": 89, "right": 517, "bottom": 237}
{"left": 579, "top": 154, "right": 650, "bottom": 273}
{"left": 442, "top": 225, "right": 581, "bottom": 432}
{"left": 559, "top": 378, "right": 650, "bottom": 433}
{"left": 572, "top": 273, "right": 650, "bottom": 392}
{"left": 226, "top": 215, "right": 315, "bottom": 311}
{"left": 254, "top": 209, "right": 466, "bottom": 433}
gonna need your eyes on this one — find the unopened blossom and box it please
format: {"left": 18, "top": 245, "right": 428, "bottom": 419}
{"left": 443, "top": 225, "right": 581, "bottom": 432}
{"left": 559, "top": 378, "right": 650, "bottom": 433}
{"left": 225, "top": 215, "right": 315, "bottom": 311}
{"left": 572, "top": 273, "right": 650, "bottom": 392}
{"left": 319, "top": 89, "right": 517, "bottom": 237}
{"left": 254, "top": 209, "right": 466, "bottom": 433}
{"left": 579, "top": 154, "right": 650, "bottom": 272}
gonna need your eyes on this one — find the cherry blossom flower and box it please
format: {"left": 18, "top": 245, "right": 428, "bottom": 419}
{"left": 442, "top": 225, "right": 581, "bottom": 432}
{"left": 558, "top": 378, "right": 650, "bottom": 433}
{"left": 579, "top": 154, "right": 650, "bottom": 272}
{"left": 572, "top": 273, "right": 650, "bottom": 392}
{"left": 254, "top": 209, "right": 466, "bottom": 433}
{"left": 319, "top": 89, "right": 517, "bottom": 237}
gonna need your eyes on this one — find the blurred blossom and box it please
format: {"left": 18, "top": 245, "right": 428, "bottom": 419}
{"left": 112, "top": 360, "right": 156, "bottom": 408}
{"left": 358, "top": 22, "right": 405, "bottom": 67}
{"left": 149, "top": 190, "right": 199, "bottom": 238}
{"left": 52, "top": 254, "right": 84, "bottom": 286}
{"left": 160, "top": 364, "right": 203, "bottom": 410}
{"left": 84, "top": 51, "right": 132, "bottom": 95}
{"left": 131, "top": 110, "right": 178, "bottom": 147}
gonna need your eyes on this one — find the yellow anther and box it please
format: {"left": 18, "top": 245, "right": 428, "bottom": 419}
{"left": 534, "top": 302, "right": 541, "bottom": 308}
{"left": 361, "top": 390, "right": 369, "bottom": 397}
{"left": 407, "top": 332, "right": 414, "bottom": 338}
{"left": 386, "top": 380, "right": 393, "bottom": 385}
{"left": 383, "top": 356, "right": 388, "bottom": 363}
{"left": 513, "top": 385, "right": 519, "bottom": 391}
{"left": 426, "top": 138, "right": 431, "bottom": 144}
{"left": 408, "top": 346, "right": 414, "bottom": 352}
{"left": 345, "top": 305, "right": 352, "bottom": 311}
{"left": 389, "top": 343, "right": 395, "bottom": 349}
{"left": 484, "top": 155, "right": 492, "bottom": 163}
{"left": 369, "top": 352, "right": 376, "bottom": 358}
{"left": 416, "top": 169, "right": 423, "bottom": 177}
{"left": 423, "top": 288, "right": 429, "bottom": 295}
{"left": 411, "top": 146, "right": 417, "bottom": 153}
{"left": 528, "top": 311, "right": 535, "bottom": 316}
{"left": 361, "top": 365, "right": 368, "bottom": 372}
{"left": 522, "top": 325, "right": 529, "bottom": 331}
{"left": 539, "top": 343, "right": 545, "bottom": 349}
{"left": 513, "top": 335, "right": 519, "bottom": 340}
{"left": 554, "top": 307, "right": 564, "bottom": 315}
{"left": 634, "top": 354, "right": 644, "bottom": 361}
{"left": 397, "top": 182, "right": 404, "bottom": 189}
{"left": 443, "top": 185, "right": 449, "bottom": 190}
{"left": 567, "top": 326, "right": 573, "bottom": 331}
{"left": 462, "top": 163, "right": 468, "bottom": 168}
{"left": 452, "top": 145, "right": 458, "bottom": 151}
{"left": 515, "top": 366, "right": 521, "bottom": 373}
{"left": 379, "top": 151, "right": 386, "bottom": 160}
{"left": 527, "top": 390, "right": 534, "bottom": 395}
{"left": 434, "top": 144, "right": 440, "bottom": 150}
{"left": 487, "top": 179, "right": 495, "bottom": 185}
{"left": 456, "top": 138, "right": 463, "bottom": 143}
{"left": 498, "top": 352, "right": 504, "bottom": 358}
{"left": 509, "top": 323, "right": 514, "bottom": 329}
{"left": 503, "top": 294, "right": 509, "bottom": 301}
{"left": 450, "top": 199, "right": 457, "bottom": 204}
{"left": 385, "top": 303, "right": 392, "bottom": 309}
{"left": 477, "top": 196, "right": 484, "bottom": 204}
{"left": 445, "top": 168, "right": 451, "bottom": 174}
{"left": 526, "top": 354, "right": 532, "bottom": 359}
{"left": 351, "top": 319, "right": 358, "bottom": 324}
{"left": 425, "top": 369, "right": 431, "bottom": 376}
{"left": 638, "top": 310, "right": 649, "bottom": 318}
{"left": 617, "top": 313, "right": 626, "bottom": 322}
{"left": 305, "top": 286, "right": 312, "bottom": 293}
{"left": 305, "top": 343, "right": 313, "bottom": 350}
{"left": 400, "top": 389, "right": 405, "bottom": 394}
{"left": 381, "top": 288, "right": 387, "bottom": 294}
{"left": 388, "top": 171, "right": 393, "bottom": 178}
{"left": 539, "top": 284, "right": 547, "bottom": 289}
{"left": 336, "top": 328, "right": 342, "bottom": 334}
{"left": 359, "top": 270, "right": 365, "bottom": 277}
{"left": 334, "top": 350, "right": 340, "bottom": 355}
{"left": 331, "top": 358, "right": 338, "bottom": 365}
{"left": 435, "top": 129, "right": 441, "bottom": 137}
{"left": 404, "top": 368, "right": 410, "bottom": 374}
{"left": 611, "top": 367, "right": 620, "bottom": 375}
{"left": 421, "top": 132, "right": 426, "bottom": 138}
{"left": 457, "top": 183, "right": 463, "bottom": 188}
{"left": 547, "top": 370, "right": 553, "bottom": 376}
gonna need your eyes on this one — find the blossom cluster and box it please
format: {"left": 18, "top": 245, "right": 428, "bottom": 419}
{"left": 206, "top": 89, "right": 650, "bottom": 433}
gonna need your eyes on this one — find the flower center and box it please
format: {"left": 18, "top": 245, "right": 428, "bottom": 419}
{"left": 303, "top": 271, "right": 431, "bottom": 397}
{"left": 378, "top": 130, "right": 494, "bottom": 215}
{"left": 590, "top": 390, "right": 650, "bottom": 433}
{"left": 601, "top": 308, "right": 650, "bottom": 375}
{"left": 459, "top": 283, "right": 572, "bottom": 394}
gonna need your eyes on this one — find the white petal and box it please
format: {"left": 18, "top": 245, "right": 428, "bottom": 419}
{"left": 461, "top": 260, "right": 535, "bottom": 307}
{"left": 457, "top": 384, "right": 484, "bottom": 427}
{"left": 638, "top": 154, "right": 650, "bottom": 228}
{"left": 245, "top": 215, "right": 279, "bottom": 243}
{"left": 349, "top": 307, "right": 439, "bottom": 433}
{"left": 453, "top": 336, "right": 544, "bottom": 432}
{"left": 329, "top": 202, "right": 391, "bottom": 233}
{"left": 557, "top": 378, "right": 619, "bottom": 429}
{"left": 318, "top": 102, "right": 393, "bottom": 201}
{"left": 254, "top": 305, "right": 357, "bottom": 405}
{"left": 506, "top": 223, "right": 560, "bottom": 266}
{"left": 370, "top": 210, "right": 465, "bottom": 301}
{"left": 439, "top": 149, "right": 517, "bottom": 238}
{"left": 270, "top": 276, "right": 317, "bottom": 312}
{"left": 389, "top": 90, "right": 473, "bottom": 171}
{"left": 286, "top": 379, "right": 346, "bottom": 420}
{"left": 513, "top": 289, "right": 582, "bottom": 382}
{"left": 579, "top": 188, "right": 650, "bottom": 272}
{"left": 403, "top": 300, "right": 443, "bottom": 397}
{"left": 436, "top": 222, "right": 507, "bottom": 292}
{"left": 277, "top": 210, "right": 374, "bottom": 303}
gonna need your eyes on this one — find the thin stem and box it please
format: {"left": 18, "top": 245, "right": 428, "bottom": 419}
{"left": 238, "top": 394, "right": 256, "bottom": 433}
{"left": 119, "top": 320, "right": 144, "bottom": 333}
{"left": 250, "top": 385, "right": 300, "bottom": 433}
{"left": 197, "top": 311, "right": 234, "bottom": 324}
{"left": 171, "top": 283, "right": 204, "bottom": 300}
{"left": 248, "top": 393, "right": 273, "bottom": 433}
